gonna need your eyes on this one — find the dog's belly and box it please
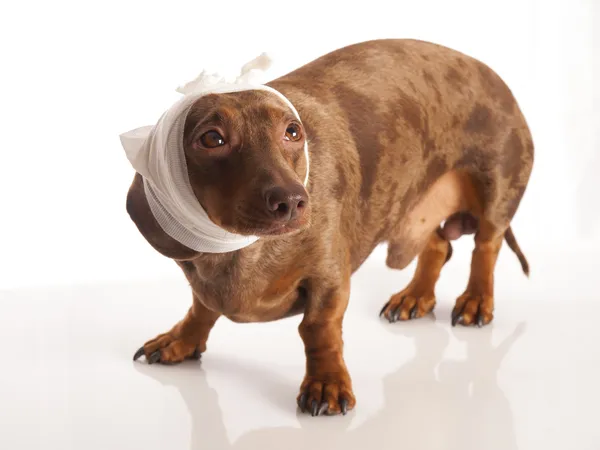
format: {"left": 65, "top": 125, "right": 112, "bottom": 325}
{"left": 384, "top": 170, "right": 480, "bottom": 270}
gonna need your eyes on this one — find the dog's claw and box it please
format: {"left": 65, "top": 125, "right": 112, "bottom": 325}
{"left": 318, "top": 402, "right": 329, "bottom": 416}
{"left": 387, "top": 311, "right": 395, "bottom": 323}
{"left": 189, "top": 348, "right": 202, "bottom": 360}
{"left": 133, "top": 347, "right": 145, "bottom": 361}
{"left": 340, "top": 398, "right": 348, "bottom": 415}
{"left": 390, "top": 306, "right": 401, "bottom": 323}
{"left": 477, "top": 315, "right": 484, "bottom": 328}
{"left": 148, "top": 350, "right": 161, "bottom": 364}
{"left": 410, "top": 305, "right": 418, "bottom": 320}
{"left": 451, "top": 311, "right": 461, "bottom": 326}
{"left": 311, "top": 400, "right": 319, "bottom": 417}
{"left": 298, "top": 393, "right": 308, "bottom": 411}
{"left": 379, "top": 302, "right": 390, "bottom": 317}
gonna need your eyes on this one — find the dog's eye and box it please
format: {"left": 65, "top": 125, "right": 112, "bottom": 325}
{"left": 284, "top": 123, "right": 302, "bottom": 142}
{"left": 199, "top": 131, "right": 226, "bottom": 148}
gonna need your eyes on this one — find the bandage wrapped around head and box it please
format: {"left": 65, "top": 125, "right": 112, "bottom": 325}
{"left": 119, "top": 54, "right": 309, "bottom": 254}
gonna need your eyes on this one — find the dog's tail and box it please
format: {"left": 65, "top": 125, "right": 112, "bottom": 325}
{"left": 504, "top": 227, "right": 530, "bottom": 277}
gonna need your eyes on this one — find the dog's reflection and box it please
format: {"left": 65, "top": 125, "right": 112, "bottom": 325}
{"left": 134, "top": 319, "right": 525, "bottom": 450}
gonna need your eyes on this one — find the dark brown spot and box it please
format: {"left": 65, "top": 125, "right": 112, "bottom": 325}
{"left": 445, "top": 67, "right": 464, "bottom": 91}
{"left": 456, "top": 145, "right": 497, "bottom": 173}
{"left": 457, "top": 59, "right": 467, "bottom": 69}
{"left": 502, "top": 129, "right": 524, "bottom": 185}
{"left": 418, "top": 155, "right": 448, "bottom": 192}
{"left": 456, "top": 145, "right": 480, "bottom": 168}
{"left": 388, "top": 43, "right": 407, "bottom": 56}
{"left": 426, "top": 155, "right": 448, "bottom": 181}
{"left": 423, "top": 70, "right": 435, "bottom": 85}
{"left": 332, "top": 84, "right": 386, "bottom": 200}
{"left": 477, "top": 64, "right": 515, "bottom": 114}
{"left": 398, "top": 93, "right": 422, "bottom": 132}
{"left": 464, "top": 103, "right": 494, "bottom": 135}
{"left": 422, "top": 55, "right": 430, "bottom": 61}
{"left": 331, "top": 161, "right": 348, "bottom": 200}
{"left": 423, "top": 138, "right": 436, "bottom": 159}
{"left": 455, "top": 145, "right": 498, "bottom": 205}
{"left": 423, "top": 70, "right": 442, "bottom": 103}
{"left": 457, "top": 150, "right": 497, "bottom": 205}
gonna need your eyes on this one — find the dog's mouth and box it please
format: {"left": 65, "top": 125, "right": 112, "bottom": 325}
{"left": 231, "top": 214, "right": 309, "bottom": 237}
{"left": 261, "top": 220, "right": 308, "bottom": 236}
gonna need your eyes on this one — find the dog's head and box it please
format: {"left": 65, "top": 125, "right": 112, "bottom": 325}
{"left": 182, "top": 90, "right": 310, "bottom": 237}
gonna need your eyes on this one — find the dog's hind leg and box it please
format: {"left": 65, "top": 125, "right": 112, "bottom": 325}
{"left": 450, "top": 125, "right": 533, "bottom": 326}
{"left": 380, "top": 227, "right": 452, "bottom": 322}
{"left": 451, "top": 219, "right": 506, "bottom": 327}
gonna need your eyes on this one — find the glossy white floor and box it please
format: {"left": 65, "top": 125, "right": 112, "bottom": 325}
{"left": 1, "top": 240, "right": 598, "bottom": 450}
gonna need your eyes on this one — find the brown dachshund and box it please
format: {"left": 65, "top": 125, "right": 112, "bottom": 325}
{"left": 126, "top": 39, "right": 533, "bottom": 416}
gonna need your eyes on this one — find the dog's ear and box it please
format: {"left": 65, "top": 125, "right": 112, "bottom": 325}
{"left": 126, "top": 173, "right": 200, "bottom": 260}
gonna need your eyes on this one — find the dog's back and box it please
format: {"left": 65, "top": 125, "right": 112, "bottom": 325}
{"left": 269, "top": 39, "right": 533, "bottom": 270}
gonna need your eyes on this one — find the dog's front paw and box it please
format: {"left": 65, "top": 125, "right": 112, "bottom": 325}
{"left": 132, "top": 331, "right": 202, "bottom": 365}
{"left": 451, "top": 292, "right": 494, "bottom": 327}
{"left": 297, "top": 376, "right": 356, "bottom": 416}
{"left": 380, "top": 288, "right": 436, "bottom": 323}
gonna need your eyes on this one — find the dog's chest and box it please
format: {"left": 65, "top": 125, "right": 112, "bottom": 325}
{"left": 182, "top": 255, "right": 304, "bottom": 322}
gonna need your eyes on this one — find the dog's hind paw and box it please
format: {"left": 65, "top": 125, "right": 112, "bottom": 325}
{"left": 380, "top": 289, "right": 436, "bottom": 323}
{"left": 451, "top": 292, "right": 494, "bottom": 327}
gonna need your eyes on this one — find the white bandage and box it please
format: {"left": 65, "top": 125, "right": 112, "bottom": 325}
{"left": 119, "top": 54, "right": 309, "bottom": 254}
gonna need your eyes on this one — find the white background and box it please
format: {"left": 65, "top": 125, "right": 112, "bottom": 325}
{"left": 1, "top": 2, "right": 599, "bottom": 449}
{"left": 0, "top": 0, "right": 598, "bottom": 289}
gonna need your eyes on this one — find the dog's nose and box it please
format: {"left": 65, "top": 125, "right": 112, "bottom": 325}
{"left": 264, "top": 185, "right": 308, "bottom": 221}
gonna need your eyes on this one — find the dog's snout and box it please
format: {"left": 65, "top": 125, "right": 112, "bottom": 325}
{"left": 264, "top": 185, "right": 308, "bottom": 221}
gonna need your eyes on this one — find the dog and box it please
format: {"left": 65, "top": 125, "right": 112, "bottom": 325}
{"left": 126, "top": 39, "right": 533, "bottom": 416}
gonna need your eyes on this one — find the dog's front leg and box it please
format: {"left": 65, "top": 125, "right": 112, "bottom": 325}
{"left": 133, "top": 294, "right": 220, "bottom": 365}
{"left": 297, "top": 272, "right": 356, "bottom": 416}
